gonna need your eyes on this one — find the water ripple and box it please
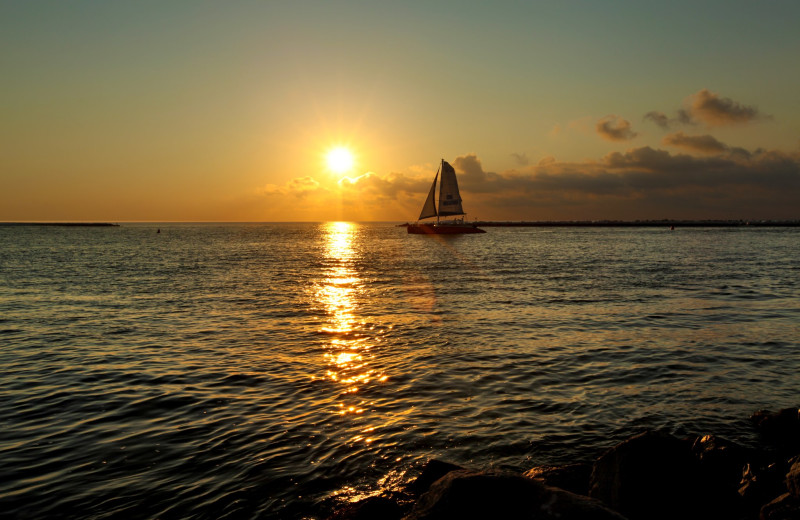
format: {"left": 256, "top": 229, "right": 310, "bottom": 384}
{"left": 0, "top": 224, "right": 798, "bottom": 518}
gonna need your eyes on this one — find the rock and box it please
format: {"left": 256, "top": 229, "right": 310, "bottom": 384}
{"left": 326, "top": 494, "right": 409, "bottom": 520}
{"left": 589, "top": 430, "right": 712, "bottom": 520}
{"left": 759, "top": 492, "right": 800, "bottom": 520}
{"left": 403, "top": 469, "right": 627, "bottom": 520}
{"left": 740, "top": 460, "right": 793, "bottom": 512}
{"left": 752, "top": 408, "right": 800, "bottom": 454}
{"left": 690, "top": 433, "right": 749, "bottom": 514}
{"left": 406, "top": 460, "right": 464, "bottom": 497}
{"left": 786, "top": 458, "right": 800, "bottom": 499}
{"left": 692, "top": 434, "right": 749, "bottom": 488}
{"left": 524, "top": 463, "right": 593, "bottom": 495}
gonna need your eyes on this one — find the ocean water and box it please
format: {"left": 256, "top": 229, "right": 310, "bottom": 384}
{"left": 1, "top": 222, "right": 798, "bottom": 519}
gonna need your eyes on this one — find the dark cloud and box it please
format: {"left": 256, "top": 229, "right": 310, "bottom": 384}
{"left": 662, "top": 132, "right": 729, "bottom": 154}
{"left": 460, "top": 148, "right": 799, "bottom": 218}
{"left": 646, "top": 90, "right": 765, "bottom": 130}
{"left": 596, "top": 115, "right": 638, "bottom": 141}
{"left": 644, "top": 111, "right": 670, "bottom": 129}
{"left": 644, "top": 109, "right": 697, "bottom": 129}
{"left": 689, "top": 89, "right": 763, "bottom": 126}
{"left": 676, "top": 109, "right": 694, "bottom": 125}
{"left": 600, "top": 147, "right": 800, "bottom": 193}
{"left": 511, "top": 152, "right": 529, "bottom": 166}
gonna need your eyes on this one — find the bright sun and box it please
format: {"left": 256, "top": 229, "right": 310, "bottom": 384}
{"left": 326, "top": 147, "right": 354, "bottom": 174}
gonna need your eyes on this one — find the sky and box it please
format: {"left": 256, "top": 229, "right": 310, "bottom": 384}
{"left": 2, "top": 0, "right": 799, "bottom": 222}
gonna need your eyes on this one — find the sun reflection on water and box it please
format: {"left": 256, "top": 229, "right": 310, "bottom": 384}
{"left": 317, "top": 222, "right": 386, "bottom": 412}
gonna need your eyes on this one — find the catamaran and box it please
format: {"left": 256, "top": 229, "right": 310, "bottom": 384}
{"left": 407, "top": 159, "right": 485, "bottom": 234}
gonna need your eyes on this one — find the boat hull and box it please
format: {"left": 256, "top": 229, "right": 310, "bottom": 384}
{"left": 407, "top": 223, "right": 486, "bottom": 234}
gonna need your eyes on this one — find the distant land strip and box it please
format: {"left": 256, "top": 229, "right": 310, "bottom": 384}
{"left": 0, "top": 222, "right": 119, "bottom": 227}
{"left": 400, "top": 220, "right": 800, "bottom": 227}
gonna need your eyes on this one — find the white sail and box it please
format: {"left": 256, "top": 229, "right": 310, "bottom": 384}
{"left": 418, "top": 170, "right": 438, "bottom": 220}
{"left": 437, "top": 160, "right": 464, "bottom": 216}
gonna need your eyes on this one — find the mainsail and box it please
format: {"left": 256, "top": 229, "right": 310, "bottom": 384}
{"left": 437, "top": 160, "right": 464, "bottom": 216}
{"left": 418, "top": 170, "right": 438, "bottom": 220}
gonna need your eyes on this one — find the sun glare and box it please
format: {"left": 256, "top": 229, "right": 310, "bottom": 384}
{"left": 326, "top": 147, "right": 354, "bottom": 174}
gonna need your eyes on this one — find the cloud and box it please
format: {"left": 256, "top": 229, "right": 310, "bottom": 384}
{"left": 676, "top": 109, "right": 694, "bottom": 125}
{"left": 662, "top": 131, "right": 729, "bottom": 154}
{"left": 600, "top": 146, "right": 799, "bottom": 194}
{"left": 645, "top": 89, "right": 765, "bottom": 129}
{"left": 596, "top": 115, "right": 638, "bottom": 141}
{"left": 511, "top": 152, "right": 529, "bottom": 166}
{"left": 688, "top": 89, "right": 763, "bottom": 126}
{"left": 288, "top": 176, "right": 320, "bottom": 193}
{"left": 257, "top": 176, "right": 322, "bottom": 197}
{"left": 460, "top": 148, "right": 799, "bottom": 218}
{"left": 644, "top": 111, "right": 670, "bottom": 129}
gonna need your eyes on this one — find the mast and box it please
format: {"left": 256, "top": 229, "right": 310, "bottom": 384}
{"left": 437, "top": 159, "right": 442, "bottom": 224}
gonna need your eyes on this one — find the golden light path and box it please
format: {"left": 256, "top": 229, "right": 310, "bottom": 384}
{"left": 317, "top": 222, "right": 386, "bottom": 420}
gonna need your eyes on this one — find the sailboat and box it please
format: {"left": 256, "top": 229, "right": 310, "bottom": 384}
{"left": 407, "top": 159, "right": 485, "bottom": 234}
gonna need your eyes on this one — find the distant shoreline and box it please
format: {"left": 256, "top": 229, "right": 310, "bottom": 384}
{"left": 402, "top": 219, "right": 800, "bottom": 228}
{"left": 0, "top": 222, "right": 119, "bottom": 227}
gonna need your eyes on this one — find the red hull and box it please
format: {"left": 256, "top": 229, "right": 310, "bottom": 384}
{"left": 407, "top": 223, "right": 486, "bottom": 234}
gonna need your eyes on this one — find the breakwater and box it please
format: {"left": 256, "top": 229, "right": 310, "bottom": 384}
{"left": 0, "top": 222, "right": 119, "bottom": 226}
{"left": 471, "top": 219, "right": 800, "bottom": 227}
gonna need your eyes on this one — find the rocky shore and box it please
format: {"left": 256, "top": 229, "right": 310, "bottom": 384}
{"left": 326, "top": 407, "right": 800, "bottom": 520}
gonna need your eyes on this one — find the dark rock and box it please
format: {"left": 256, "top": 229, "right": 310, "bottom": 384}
{"left": 589, "top": 430, "right": 714, "bottom": 520}
{"left": 752, "top": 408, "right": 800, "bottom": 453}
{"left": 692, "top": 434, "right": 749, "bottom": 487}
{"left": 759, "top": 492, "right": 800, "bottom": 520}
{"left": 524, "top": 463, "right": 593, "bottom": 495}
{"left": 406, "top": 460, "right": 464, "bottom": 497}
{"left": 404, "top": 469, "right": 627, "bottom": 520}
{"left": 326, "top": 494, "right": 409, "bottom": 520}
{"left": 691, "top": 433, "right": 749, "bottom": 514}
{"left": 740, "top": 460, "right": 794, "bottom": 512}
{"left": 785, "top": 458, "right": 800, "bottom": 499}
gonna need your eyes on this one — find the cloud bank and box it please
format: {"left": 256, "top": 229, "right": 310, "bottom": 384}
{"left": 260, "top": 147, "right": 800, "bottom": 220}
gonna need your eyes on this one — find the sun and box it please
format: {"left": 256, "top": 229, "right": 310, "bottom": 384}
{"left": 326, "top": 147, "right": 354, "bottom": 174}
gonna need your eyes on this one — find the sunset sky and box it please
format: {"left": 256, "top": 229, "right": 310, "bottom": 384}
{"left": 2, "top": 1, "right": 799, "bottom": 222}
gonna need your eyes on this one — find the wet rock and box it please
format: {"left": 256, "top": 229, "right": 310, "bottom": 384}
{"left": 690, "top": 433, "right": 749, "bottom": 514}
{"left": 752, "top": 408, "right": 800, "bottom": 454}
{"left": 740, "top": 460, "right": 794, "bottom": 512}
{"left": 787, "top": 458, "right": 800, "bottom": 498}
{"left": 524, "top": 462, "right": 593, "bottom": 495}
{"left": 589, "top": 430, "right": 709, "bottom": 520}
{"left": 759, "top": 492, "right": 800, "bottom": 520}
{"left": 406, "top": 459, "right": 463, "bottom": 497}
{"left": 404, "top": 469, "right": 627, "bottom": 520}
{"left": 692, "top": 434, "right": 749, "bottom": 488}
{"left": 326, "top": 493, "right": 410, "bottom": 520}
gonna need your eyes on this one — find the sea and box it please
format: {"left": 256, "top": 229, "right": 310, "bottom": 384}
{"left": 1, "top": 222, "right": 798, "bottom": 519}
